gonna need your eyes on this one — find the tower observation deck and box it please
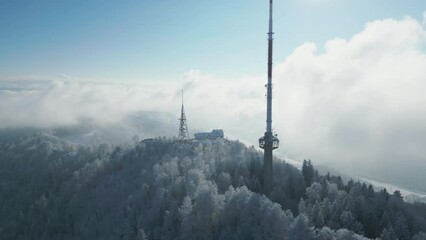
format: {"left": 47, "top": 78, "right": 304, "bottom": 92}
{"left": 259, "top": 0, "right": 279, "bottom": 197}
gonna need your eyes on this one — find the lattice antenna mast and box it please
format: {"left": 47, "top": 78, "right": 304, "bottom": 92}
{"left": 259, "top": 0, "right": 279, "bottom": 197}
{"left": 178, "top": 90, "right": 189, "bottom": 140}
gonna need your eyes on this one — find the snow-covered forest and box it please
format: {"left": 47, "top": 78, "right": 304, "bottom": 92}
{"left": 0, "top": 133, "right": 426, "bottom": 240}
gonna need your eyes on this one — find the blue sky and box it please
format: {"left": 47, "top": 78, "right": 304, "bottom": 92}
{"left": 1, "top": 0, "right": 426, "bottom": 81}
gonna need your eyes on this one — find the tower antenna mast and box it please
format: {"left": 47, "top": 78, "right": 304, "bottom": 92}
{"left": 178, "top": 89, "right": 189, "bottom": 140}
{"left": 259, "top": 0, "right": 279, "bottom": 197}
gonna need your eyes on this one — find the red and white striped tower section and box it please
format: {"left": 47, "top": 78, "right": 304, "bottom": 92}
{"left": 259, "top": 0, "right": 279, "bottom": 197}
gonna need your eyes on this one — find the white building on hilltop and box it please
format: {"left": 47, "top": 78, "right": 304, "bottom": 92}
{"left": 194, "top": 129, "right": 224, "bottom": 140}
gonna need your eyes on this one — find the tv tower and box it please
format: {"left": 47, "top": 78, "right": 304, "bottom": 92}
{"left": 259, "top": 0, "right": 279, "bottom": 197}
{"left": 178, "top": 90, "right": 189, "bottom": 140}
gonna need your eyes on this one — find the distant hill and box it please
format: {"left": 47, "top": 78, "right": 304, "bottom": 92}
{"left": 0, "top": 132, "right": 425, "bottom": 239}
{"left": 316, "top": 163, "right": 426, "bottom": 204}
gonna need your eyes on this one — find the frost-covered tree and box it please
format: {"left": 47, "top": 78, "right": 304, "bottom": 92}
{"left": 380, "top": 224, "right": 398, "bottom": 240}
{"left": 302, "top": 159, "right": 315, "bottom": 187}
{"left": 289, "top": 214, "right": 313, "bottom": 240}
{"left": 298, "top": 198, "right": 307, "bottom": 215}
{"left": 413, "top": 231, "right": 426, "bottom": 240}
{"left": 136, "top": 229, "right": 147, "bottom": 240}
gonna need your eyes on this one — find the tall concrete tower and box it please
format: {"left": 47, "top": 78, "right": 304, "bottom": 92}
{"left": 259, "top": 0, "right": 279, "bottom": 197}
{"left": 178, "top": 90, "right": 189, "bottom": 140}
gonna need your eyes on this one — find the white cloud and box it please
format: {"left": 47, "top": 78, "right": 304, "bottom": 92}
{"left": 0, "top": 72, "right": 266, "bottom": 142}
{"left": 0, "top": 80, "right": 176, "bottom": 128}
{"left": 272, "top": 16, "right": 426, "bottom": 189}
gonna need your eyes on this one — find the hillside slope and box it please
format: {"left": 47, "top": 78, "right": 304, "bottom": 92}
{"left": 0, "top": 133, "right": 425, "bottom": 239}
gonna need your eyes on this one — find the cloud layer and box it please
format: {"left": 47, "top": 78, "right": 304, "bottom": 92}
{"left": 273, "top": 16, "right": 426, "bottom": 190}
{"left": 1, "top": 15, "right": 426, "bottom": 191}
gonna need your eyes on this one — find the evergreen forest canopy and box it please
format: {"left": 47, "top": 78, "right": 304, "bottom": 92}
{"left": 0, "top": 132, "right": 426, "bottom": 240}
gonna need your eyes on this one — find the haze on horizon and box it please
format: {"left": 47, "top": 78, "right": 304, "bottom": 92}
{"left": 1, "top": 1, "right": 426, "bottom": 193}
